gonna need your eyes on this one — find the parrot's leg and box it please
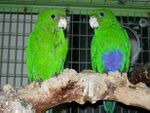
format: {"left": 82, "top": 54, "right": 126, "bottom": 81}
{"left": 53, "top": 74, "right": 59, "bottom": 77}
{"left": 36, "top": 78, "right": 43, "bottom": 82}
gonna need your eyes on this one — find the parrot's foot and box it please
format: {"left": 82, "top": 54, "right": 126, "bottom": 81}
{"left": 36, "top": 79, "right": 43, "bottom": 83}
{"left": 53, "top": 74, "right": 59, "bottom": 77}
{"left": 103, "top": 70, "right": 108, "bottom": 75}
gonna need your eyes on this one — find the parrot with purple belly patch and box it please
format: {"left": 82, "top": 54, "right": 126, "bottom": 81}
{"left": 89, "top": 9, "right": 131, "bottom": 113}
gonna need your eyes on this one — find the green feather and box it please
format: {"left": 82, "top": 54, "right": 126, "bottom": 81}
{"left": 90, "top": 9, "right": 131, "bottom": 113}
{"left": 26, "top": 9, "right": 68, "bottom": 81}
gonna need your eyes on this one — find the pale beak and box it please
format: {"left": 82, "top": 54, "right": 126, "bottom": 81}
{"left": 89, "top": 16, "right": 99, "bottom": 28}
{"left": 58, "top": 16, "right": 67, "bottom": 29}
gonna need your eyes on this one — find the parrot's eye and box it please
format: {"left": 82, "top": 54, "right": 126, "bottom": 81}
{"left": 51, "top": 14, "right": 57, "bottom": 19}
{"left": 99, "top": 12, "right": 104, "bottom": 17}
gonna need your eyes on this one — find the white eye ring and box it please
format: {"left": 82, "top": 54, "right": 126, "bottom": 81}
{"left": 51, "top": 14, "right": 57, "bottom": 19}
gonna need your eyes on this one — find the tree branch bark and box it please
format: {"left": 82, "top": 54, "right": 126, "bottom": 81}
{"left": 0, "top": 68, "right": 150, "bottom": 113}
{"left": 128, "top": 63, "right": 150, "bottom": 84}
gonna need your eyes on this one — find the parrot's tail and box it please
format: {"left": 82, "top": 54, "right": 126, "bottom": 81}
{"left": 103, "top": 100, "right": 116, "bottom": 113}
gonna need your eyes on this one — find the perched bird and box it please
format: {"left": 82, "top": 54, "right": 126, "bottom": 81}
{"left": 26, "top": 9, "right": 68, "bottom": 81}
{"left": 89, "top": 9, "right": 131, "bottom": 113}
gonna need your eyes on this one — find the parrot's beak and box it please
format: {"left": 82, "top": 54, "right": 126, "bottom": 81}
{"left": 58, "top": 16, "right": 67, "bottom": 29}
{"left": 89, "top": 16, "right": 99, "bottom": 28}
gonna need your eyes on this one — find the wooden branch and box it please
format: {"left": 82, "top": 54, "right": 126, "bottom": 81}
{"left": 0, "top": 68, "right": 150, "bottom": 113}
{"left": 128, "top": 63, "right": 150, "bottom": 84}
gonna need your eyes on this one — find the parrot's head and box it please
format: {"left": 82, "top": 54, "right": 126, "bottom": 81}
{"left": 37, "top": 9, "right": 67, "bottom": 29}
{"left": 89, "top": 9, "right": 118, "bottom": 29}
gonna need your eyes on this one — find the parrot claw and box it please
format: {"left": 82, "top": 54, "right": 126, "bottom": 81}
{"left": 53, "top": 74, "right": 59, "bottom": 77}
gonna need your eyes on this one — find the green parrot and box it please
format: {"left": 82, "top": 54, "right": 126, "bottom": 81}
{"left": 89, "top": 9, "right": 131, "bottom": 113}
{"left": 26, "top": 9, "right": 68, "bottom": 81}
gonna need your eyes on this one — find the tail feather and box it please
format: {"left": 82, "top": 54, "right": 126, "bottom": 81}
{"left": 103, "top": 101, "right": 116, "bottom": 113}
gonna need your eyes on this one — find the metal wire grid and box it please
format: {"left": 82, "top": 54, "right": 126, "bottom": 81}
{"left": 0, "top": 8, "right": 150, "bottom": 113}
{"left": 67, "top": 13, "right": 92, "bottom": 72}
{"left": 118, "top": 16, "right": 150, "bottom": 66}
{"left": 0, "top": 9, "right": 37, "bottom": 88}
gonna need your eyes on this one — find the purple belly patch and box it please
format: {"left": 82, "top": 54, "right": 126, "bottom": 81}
{"left": 102, "top": 50, "right": 123, "bottom": 71}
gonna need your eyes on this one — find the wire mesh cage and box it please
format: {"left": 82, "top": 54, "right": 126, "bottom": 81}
{"left": 0, "top": 0, "right": 150, "bottom": 113}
